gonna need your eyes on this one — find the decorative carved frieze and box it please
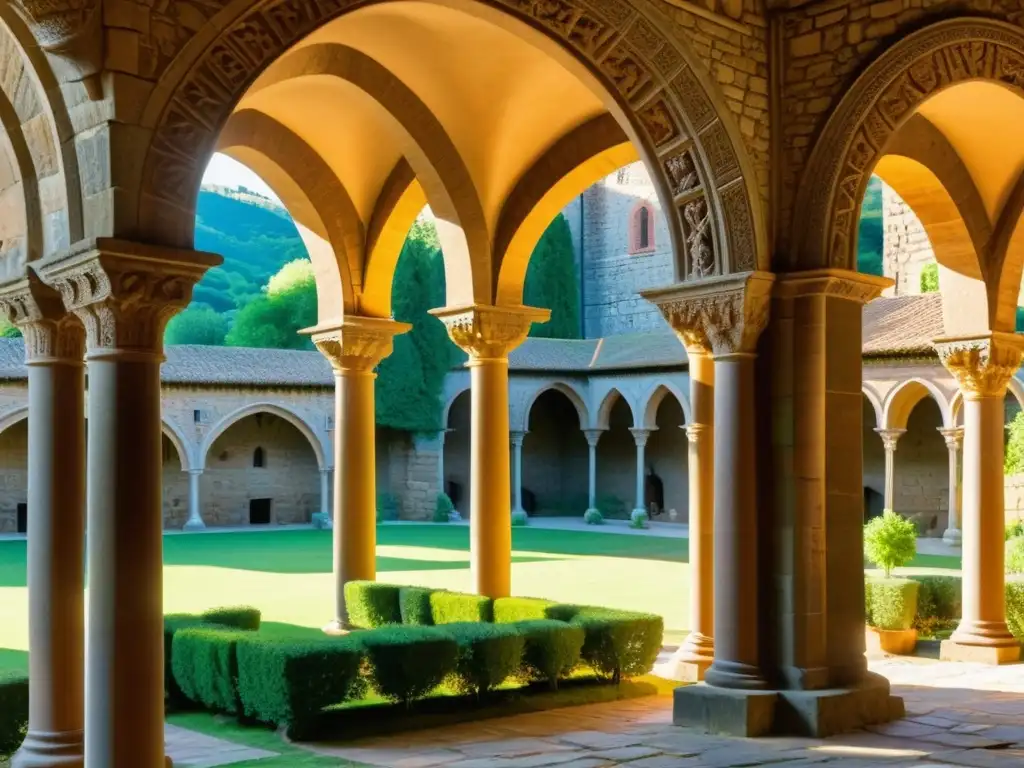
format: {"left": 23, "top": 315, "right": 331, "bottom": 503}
{"left": 683, "top": 197, "right": 713, "bottom": 281}
{"left": 36, "top": 238, "right": 221, "bottom": 356}
{"left": 430, "top": 304, "right": 550, "bottom": 361}
{"left": 0, "top": 273, "right": 84, "bottom": 363}
{"left": 642, "top": 271, "right": 775, "bottom": 356}
{"left": 936, "top": 332, "right": 1024, "bottom": 399}
{"left": 774, "top": 269, "right": 892, "bottom": 304}
{"left": 10, "top": 0, "right": 104, "bottom": 96}
{"left": 665, "top": 148, "right": 701, "bottom": 198}
{"left": 308, "top": 316, "right": 410, "bottom": 374}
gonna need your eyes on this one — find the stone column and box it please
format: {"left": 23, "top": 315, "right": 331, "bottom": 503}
{"left": 0, "top": 277, "right": 86, "bottom": 768}
{"left": 510, "top": 430, "right": 526, "bottom": 515}
{"left": 874, "top": 428, "right": 906, "bottom": 511}
{"left": 629, "top": 428, "right": 652, "bottom": 519}
{"left": 319, "top": 467, "right": 331, "bottom": 523}
{"left": 583, "top": 429, "right": 604, "bottom": 515}
{"left": 432, "top": 304, "right": 549, "bottom": 597}
{"left": 310, "top": 317, "right": 409, "bottom": 631}
{"left": 184, "top": 469, "right": 204, "bottom": 530}
{"left": 938, "top": 427, "right": 964, "bottom": 546}
{"left": 937, "top": 333, "right": 1024, "bottom": 664}
{"left": 40, "top": 239, "right": 219, "bottom": 768}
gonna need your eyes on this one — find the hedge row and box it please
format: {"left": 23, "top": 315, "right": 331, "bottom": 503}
{"left": 164, "top": 606, "right": 262, "bottom": 704}
{"left": 344, "top": 583, "right": 662, "bottom": 684}
{"left": 0, "top": 672, "right": 27, "bottom": 758}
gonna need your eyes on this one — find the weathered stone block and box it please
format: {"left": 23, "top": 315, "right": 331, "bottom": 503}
{"left": 673, "top": 684, "right": 778, "bottom": 737}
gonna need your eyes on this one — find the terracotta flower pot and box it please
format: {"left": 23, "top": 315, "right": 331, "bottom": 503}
{"left": 865, "top": 626, "right": 918, "bottom": 655}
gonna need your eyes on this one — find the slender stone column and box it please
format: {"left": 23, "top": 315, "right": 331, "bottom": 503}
{"left": 874, "top": 428, "right": 906, "bottom": 511}
{"left": 583, "top": 429, "right": 604, "bottom": 515}
{"left": 432, "top": 304, "right": 549, "bottom": 597}
{"left": 437, "top": 430, "right": 447, "bottom": 497}
{"left": 310, "top": 317, "right": 409, "bottom": 631}
{"left": 184, "top": 469, "right": 205, "bottom": 530}
{"left": 937, "top": 333, "right": 1024, "bottom": 664}
{"left": 629, "top": 428, "right": 652, "bottom": 517}
{"left": 939, "top": 427, "right": 964, "bottom": 546}
{"left": 0, "top": 277, "right": 86, "bottom": 768}
{"left": 319, "top": 467, "right": 331, "bottom": 519}
{"left": 510, "top": 431, "right": 526, "bottom": 514}
{"left": 40, "top": 239, "right": 219, "bottom": 768}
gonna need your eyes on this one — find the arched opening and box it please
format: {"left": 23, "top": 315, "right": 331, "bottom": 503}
{"left": 161, "top": 433, "right": 188, "bottom": 530}
{"left": 202, "top": 412, "right": 320, "bottom": 526}
{"left": 862, "top": 394, "right": 884, "bottom": 522}
{"left": 253, "top": 447, "right": 266, "bottom": 468}
{"left": 0, "top": 418, "right": 27, "bottom": 534}
{"left": 444, "top": 389, "right": 471, "bottom": 517}
{"left": 644, "top": 390, "right": 687, "bottom": 522}
{"left": 523, "top": 389, "right": 588, "bottom": 516}
{"left": 894, "top": 398, "right": 948, "bottom": 537}
{"left": 595, "top": 392, "right": 635, "bottom": 519}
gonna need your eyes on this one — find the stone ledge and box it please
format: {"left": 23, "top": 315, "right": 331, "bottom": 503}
{"left": 940, "top": 640, "right": 1021, "bottom": 664}
{"left": 673, "top": 672, "right": 903, "bottom": 738}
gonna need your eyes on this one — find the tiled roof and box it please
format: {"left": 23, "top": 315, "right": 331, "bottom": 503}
{"left": 0, "top": 294, "right": 952, "bottom": 384}
{"left": 862, "top": 293, "right": 944, "bottom": 358}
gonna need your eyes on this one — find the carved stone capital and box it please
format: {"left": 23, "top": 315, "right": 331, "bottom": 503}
{"left": 0, "top": 273, "right": 84, "bottom": 364}
{"left": 307, "top": 316, "right": 411, "bottom": 374}
{"left": 10, "top": 0, "right": 104, "bottom": 98}
{"left": 36, "top": 238, "right": 221, "bottom": 359}
{"left": 583, "top": 428, "right": 605, "bottom": 447}
{"left": 935, "top": 333, "right": 1024, "bottom": 400}
{"left": 685, "top": 423, "right": 709, "bottom": 443}
{"left": 874, "top": 428, "right": 906, "bottom": 452}
{"left": 938, "top": 426, "right": 964, "bottom": 452}
{"left": 774, "top": 268, "right": 892, "bottom": 304}
{"left": 430, "top": 304, "right": 550, "bottom": 361}
{"left": 630, "top": 427, "right": 654, "bottom": 446}
{"left": 642, "top": 271, "right": 775, "bottom": 356}
{"left": 509, "top": 430, "right": 527, "bottom": 448}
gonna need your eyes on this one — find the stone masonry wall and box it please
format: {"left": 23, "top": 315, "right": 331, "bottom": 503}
{"left": 882, "top": 183, "right": 935, "bottom": 298}
{"left": 0, "top": 419, "right": 26, "bottom": 533}
{"left": 580, "top": 163, "right": 676, "bottom": 337}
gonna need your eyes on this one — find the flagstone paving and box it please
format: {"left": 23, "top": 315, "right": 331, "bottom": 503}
{"left": 304, "top": 659, "right": 1024, "bottom": 767}
{"left": 165, "top": 723, "right": 278, "bottom": 767}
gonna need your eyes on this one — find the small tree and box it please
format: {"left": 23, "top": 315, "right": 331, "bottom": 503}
{"left": 864, "top": 509, "right": 918, "bottom": 578}
{"left": 919, "top": 262, "right": 939, "bottom": 293}
{"left": 1006, "top": 412, "right": 1024, "bottom": 475}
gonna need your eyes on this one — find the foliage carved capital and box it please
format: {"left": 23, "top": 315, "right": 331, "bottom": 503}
{"left": 10, "top": 0, "right": 104, "bottom": 97}
{"left": 36, "top": 239, "right": 221, "bottom": 358}
{"left": 935, "top": 333, "right": 1024, "bottom": 399}
{"left": 874, "top": 428, "right": 906, "bottom": 452}
{"left": 642, "top": 271, "right": 775, "bottom": 356}
{"left": 308, "top": 316, "right": 411, "bottom": 374}
{"left": 0, "top": 273, "right": 84, "bottom": 364}
{"left": 430, "top": 304, "right": 550, "bottom": 361}
{"left": 774, "top": 269, "right": 892, "bottom": 304}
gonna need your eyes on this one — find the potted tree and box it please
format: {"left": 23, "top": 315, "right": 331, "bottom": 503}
{"left": 864, "top": 509, "right": 920, "bottom": 655}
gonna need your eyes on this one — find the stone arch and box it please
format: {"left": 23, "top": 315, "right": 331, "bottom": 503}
{"left": 0, "top": 406, "right": 27, "bottom": 436}
{"left": 862, "top": 384, "right": 884, "bottom": 429}
{"left": 443, "top": 383, "right": 472, "bottom": 430}
{"left": 521, "top": 381, "right": 590, "bottom": 432}
{"left": 640, "top": 381, "right": 691, "bottom": 428}
{"left": 162, "top": 420, "right": 195, "bottom": 472}
{"left": 595, "top": 386, "right": 636, "bottom": 430}
{"left": 882, "top": 377, "right": 952, "bottom": 431}
{"left": 0, "top": 8, "right": 81, "bottom": 261}
{"left": 951, "top": 376, "right": 1024, "bottom": 424}
{"left": 200, "top": 403, "right": 326, "bottom": 470}
{"left": 794, "top": 18, "right": 1024, "bottom": 283}
{"left": 136, "top": 0, "right": 764, "bottom": 286}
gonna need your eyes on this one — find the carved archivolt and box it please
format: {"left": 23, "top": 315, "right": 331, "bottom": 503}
{"left": 8, "top": 0, "right": 103, "bottom": 97}
{"left": 136, "top": 0, "right": 764, "bottom": 282}
{"left": 794, "top": 18, "right": 1024, "bottom": 272}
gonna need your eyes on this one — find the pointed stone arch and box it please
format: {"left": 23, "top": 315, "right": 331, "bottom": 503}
{"left": 521, "top": 381, "right": 590, "bottom": 432}
{"left": 595, "top": 386, "right": 636, "bottom": 430}
{"left": 882, "top": 377, "right": 952, "bottom": 431}
{"left": 640, "top": 381, "right": 691, "bottom": 428}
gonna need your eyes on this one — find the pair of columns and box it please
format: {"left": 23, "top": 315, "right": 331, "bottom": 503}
{"left": 181, "top": 466, "right": 333, "bottom": 530}
{"left": 0, "top": 240, "right": 221, "bottom": 767}
{"left": 874, "top": 425, "right": 963, "bottom": 545}
{"left": 313, "top": 304, "right": 548, "bottom": 630}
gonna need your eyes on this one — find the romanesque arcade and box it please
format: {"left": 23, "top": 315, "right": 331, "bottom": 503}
{"left": 3, "top": 0, "right": 1024, "bottom": 764}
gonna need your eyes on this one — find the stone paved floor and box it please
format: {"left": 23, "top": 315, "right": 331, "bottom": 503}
{"left": 165, "top": 723, "right": 278, "bottom": 767}
{"left": 304, "top": 659, "right": 1024, "bottom": 767}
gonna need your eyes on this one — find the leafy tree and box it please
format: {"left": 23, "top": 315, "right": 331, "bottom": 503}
{"left": 268, "top": 259, "right": 315, "bottom": 295}
{"left": 165, "top": 306, "right": 228, "bottom": 346}
{"left": 1006, "top": 411, "right": 1024, "bottom": 475}
{"left": 524, "top": 214, "right": 580, "bottom": 339}
{"left": 864, "top": 509, "right": 918, "bottom": 578}
{"left": 857, "top": 176, "right": 884, "bottom": 277}
{"left": 919, "top": 262, "right": 939, "bottom": 293}
{"left": 0, "top": 318, "right": 21, "bottom": 338}
{"left": 225, "top": 271, "right": 317, "bottom": 350}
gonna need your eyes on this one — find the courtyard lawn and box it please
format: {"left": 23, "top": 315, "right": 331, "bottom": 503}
{"left": 0, "top": 524, "right": 962, "bottom": 675}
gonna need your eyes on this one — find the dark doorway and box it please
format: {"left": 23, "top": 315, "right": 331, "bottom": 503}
{"left": 249, "top": 498, "right": 272, "bottom": 525}
{"left": 16, "top": 503, "right": 27, "bottom": 534}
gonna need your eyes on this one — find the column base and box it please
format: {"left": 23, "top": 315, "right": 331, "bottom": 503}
{"left": 704, "top": 659, "right": 768, "bottom": 690}
{"left": 940, "top": 638, "right": 1021, "bottom": 664}
{"left": 310, "top": 513, "right": 332, "bottom": 530}
{"left": 12, "top": 730, "right": 85, "bottom": 767}
{"left": 673, "top": 672, "right": 903, "bottom": 738}
{"left": 941, "top": 528, "right": 962, "bottom": 546}
{"left": 182, "top": 519, "right": 206, "bottom": 532}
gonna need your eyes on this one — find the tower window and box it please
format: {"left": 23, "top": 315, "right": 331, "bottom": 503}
{"left": 253, "top": 447, "right": 266, "bottom": 468}
{"left": 630, "top": 201, "right": 656, "bottom": 254}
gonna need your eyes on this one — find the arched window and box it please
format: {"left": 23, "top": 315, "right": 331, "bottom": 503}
{"left": 253, "top": 447, "right": 266, "bottom": 468}
{"left": 630, "top": 201, "right": 655, "bottom": 254}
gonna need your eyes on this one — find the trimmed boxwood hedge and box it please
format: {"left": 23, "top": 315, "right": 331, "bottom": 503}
{"left": 430, "top": 591, "right": 493, "bottom": 624}
{"left": 200, "top": 606, "right": 262, "bottom": 631}
{"left": 360, "top": 626, "right": 459, "bottom": 705}
{"left": 236, "top": 635, "right": 364, "bottom": 739}
{"left": 172, "top": 627, "right": 249, "bottom": 714}
{"left": 446, "top": 623, "right": 525, "bottom": 697}
{"left": 345, "top": 581, "right": 403, "bottom": 628}
{"left": 0, "top": 672, "right": 28, "bottom": 758}
{"left": 546, "top": 604, "right": 662, "bottom": 683}
{"left": 493, "top": 597, "right": 555, "bottom": 623}
{"left": 865, "top": 578, "right": 918, "bottom": 631}
{"left": 516, "top": 619, "right": 585, "bottom": 690}
{"left": 399, "top": 586, "right": 434, "bottom": 626}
